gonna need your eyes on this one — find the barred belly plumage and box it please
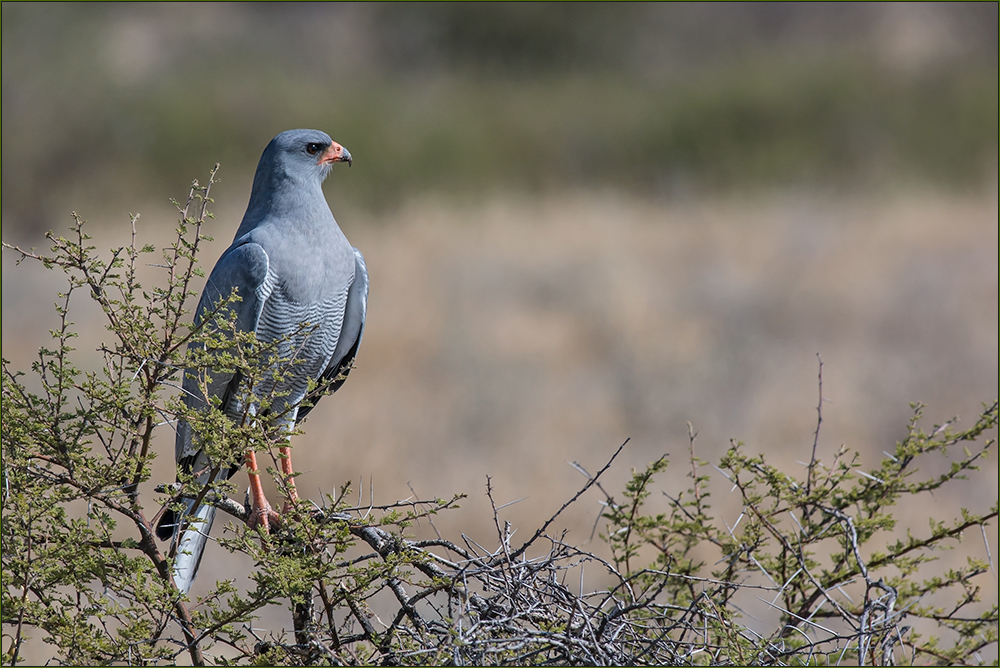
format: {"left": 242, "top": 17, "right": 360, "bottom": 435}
{"left": 250, "top": 270, "right": 350, "bottom": 421}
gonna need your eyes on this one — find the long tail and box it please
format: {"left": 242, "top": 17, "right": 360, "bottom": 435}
{"left": 157, "top": 501, "right": 217, "bottom": 594}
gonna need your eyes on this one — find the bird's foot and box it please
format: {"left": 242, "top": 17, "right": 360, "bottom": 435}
{"left": 247, "top": 499, "right": 283, "bottom": 534}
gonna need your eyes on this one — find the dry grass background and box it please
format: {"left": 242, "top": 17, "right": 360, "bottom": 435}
{"left": 2, "top": 4, "right": 997, "bottom": 660}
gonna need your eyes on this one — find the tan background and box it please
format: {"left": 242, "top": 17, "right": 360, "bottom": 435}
{"left": 3, "top": 3, "right": 997, "bottom": 662}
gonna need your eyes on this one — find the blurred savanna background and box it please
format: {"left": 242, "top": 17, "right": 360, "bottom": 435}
{"left": 2, "top": 0, "right": 997, "bottom": 643}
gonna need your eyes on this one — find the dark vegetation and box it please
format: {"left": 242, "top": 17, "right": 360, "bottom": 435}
{"left": 2, "top": 3, "right": 997, "bottom": 232}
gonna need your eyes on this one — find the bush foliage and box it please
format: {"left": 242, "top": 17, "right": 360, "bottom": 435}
{"left": 2, "top": 173, "right": 997, "bottom": 665}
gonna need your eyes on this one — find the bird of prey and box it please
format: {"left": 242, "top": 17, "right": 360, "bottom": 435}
{"left": 155, "top": 129, "right": 368, "bottom": 594}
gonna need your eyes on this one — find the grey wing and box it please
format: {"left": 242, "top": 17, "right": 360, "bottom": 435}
{"left": 297, "top": 247, "right": 369, "bottom": 422}
{"left": 155, "top": 240, "right": 269, "bottom": 558}
{"left": 174, "top": 240, "right": 270, "bottom": 469}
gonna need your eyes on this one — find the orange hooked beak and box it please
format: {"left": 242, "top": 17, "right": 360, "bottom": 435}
{"left": 320, "top": 141, "right": 352, "bottom": 167}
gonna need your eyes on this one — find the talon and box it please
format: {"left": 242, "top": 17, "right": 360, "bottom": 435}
{"left": 245, "top": 449, "right": 283, "bottom": 534}
{"left": 247, "top": 499, "right": 282, "bottom": 534}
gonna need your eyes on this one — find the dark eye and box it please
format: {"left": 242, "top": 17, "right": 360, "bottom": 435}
{"left": 305, "top": 143, "right": 322, "bottom": 155}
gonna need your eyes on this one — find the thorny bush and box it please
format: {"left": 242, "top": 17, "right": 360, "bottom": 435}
{"left": 2, "top": 170, "right": 997, "bottom": 666}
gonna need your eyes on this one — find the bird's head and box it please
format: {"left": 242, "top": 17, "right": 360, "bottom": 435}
{"left": 264, "top": 129, "right": 353, "bottom": 184}
{"left": 240, "top": 129, "right": 353, "bottom": 233}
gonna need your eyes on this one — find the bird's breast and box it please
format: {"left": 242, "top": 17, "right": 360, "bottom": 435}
{"left": 259, "top": 228, "right": 355, "bottom": 304}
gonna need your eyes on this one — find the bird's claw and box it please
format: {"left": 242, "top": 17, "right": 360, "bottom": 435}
{"left": 247, "top": 500, "right": 283, "bottom": 534}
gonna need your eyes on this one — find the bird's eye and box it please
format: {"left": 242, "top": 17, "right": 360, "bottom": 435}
{"left": 305, "top": 143, "right": 322, "bottom": 155}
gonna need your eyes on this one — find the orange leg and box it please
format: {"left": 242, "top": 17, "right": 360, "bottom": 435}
{"left": 245, "top": 450, "right": 280, "bottom": 533}
{"left": 279, "top": 445, "right": 300, "bottom": 513}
